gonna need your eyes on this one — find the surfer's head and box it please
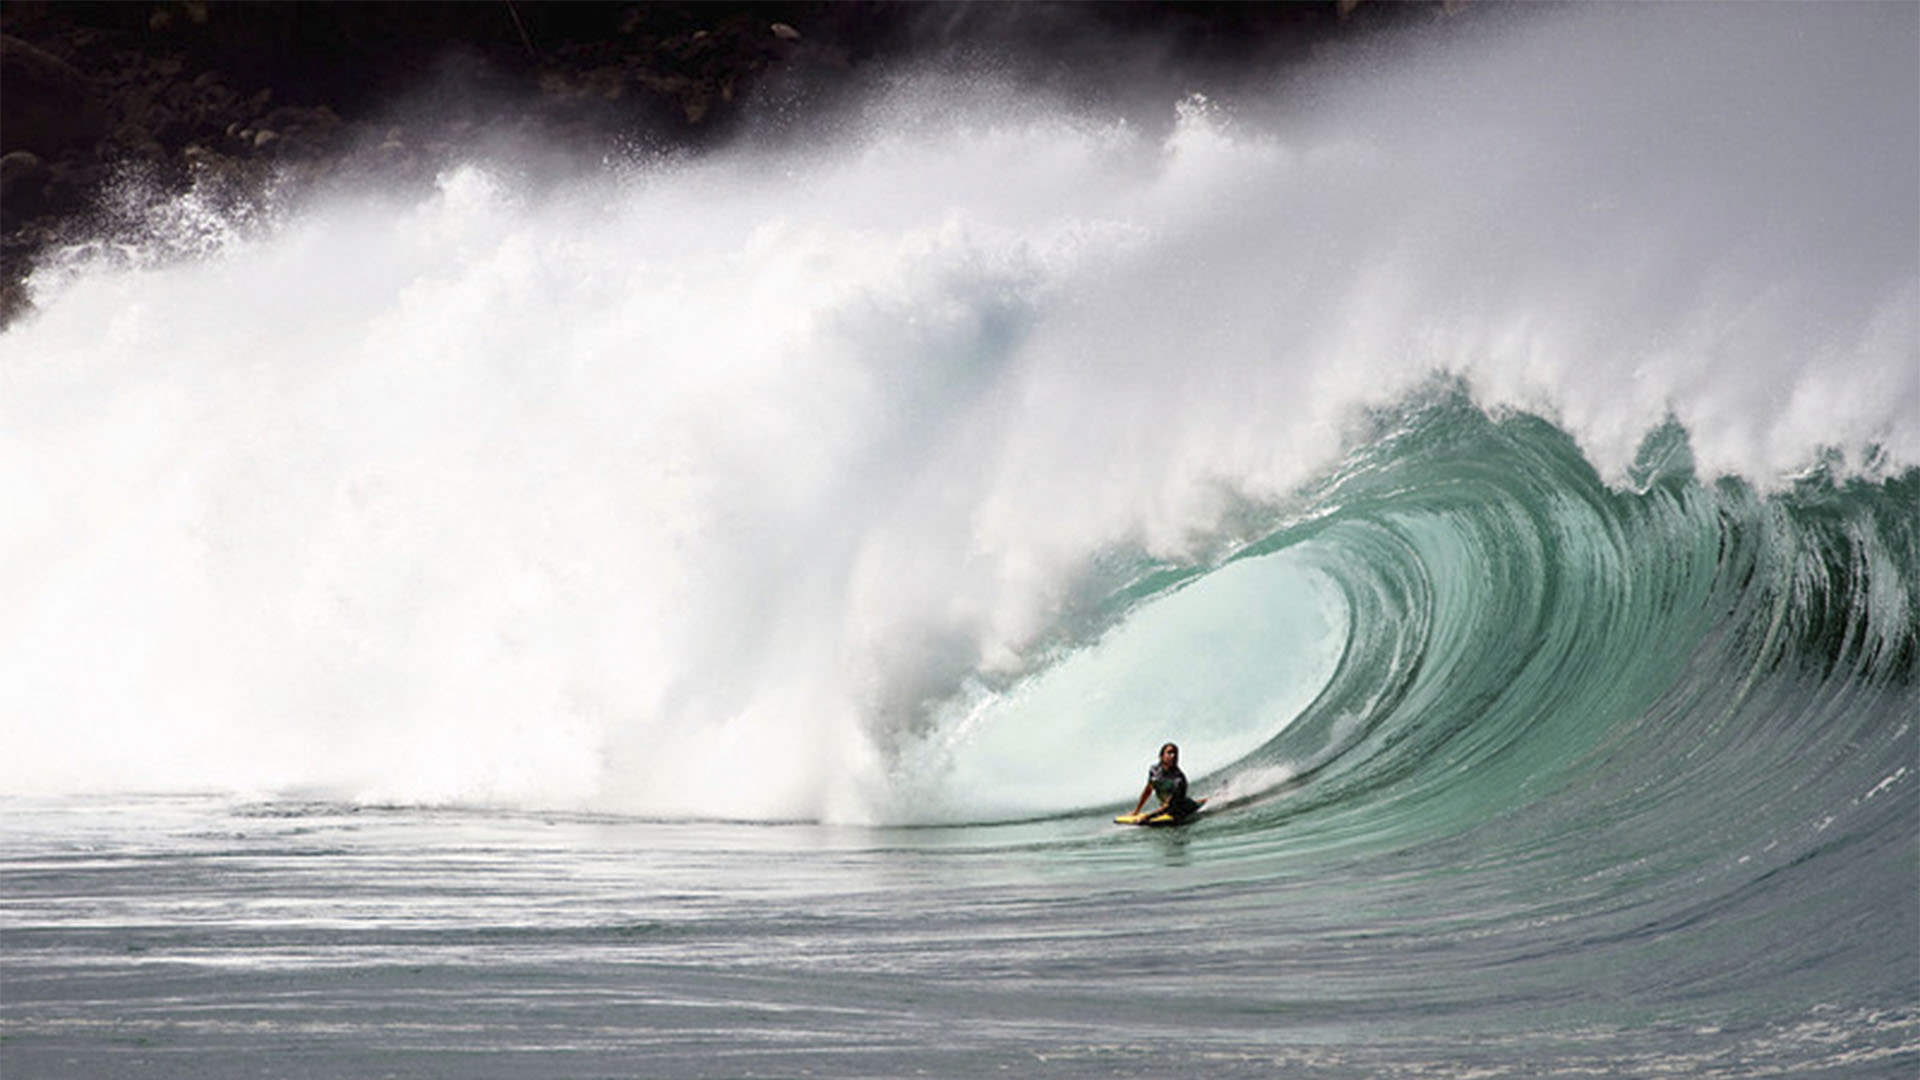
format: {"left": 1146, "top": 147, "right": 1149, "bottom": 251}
{"left": 1160, "top": 742, "right": 1179, "bottom": 765}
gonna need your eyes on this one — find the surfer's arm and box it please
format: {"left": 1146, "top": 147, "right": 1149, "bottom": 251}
{"left": 1131, "top": 783, "right": 1154, "bottom": 815}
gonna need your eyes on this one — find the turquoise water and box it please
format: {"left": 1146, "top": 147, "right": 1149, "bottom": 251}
{"left": 3, "top": 4, "right": 1916, "bottom": 1076}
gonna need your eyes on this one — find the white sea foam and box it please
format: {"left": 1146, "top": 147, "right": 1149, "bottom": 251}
{"left": 1, "top": 3, "right": 1912, "bottom": 818}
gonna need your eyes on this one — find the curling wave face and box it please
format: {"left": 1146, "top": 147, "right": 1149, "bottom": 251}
{"left": 1154, "top": 395, "right": 1919, "bottom": 1023}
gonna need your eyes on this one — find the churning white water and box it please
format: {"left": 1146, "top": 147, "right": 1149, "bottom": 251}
{"left": 1, "top": 3, "right": 1913, "bottom": 821}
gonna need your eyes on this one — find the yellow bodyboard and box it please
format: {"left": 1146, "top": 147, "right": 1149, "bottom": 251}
{"left": 1114, "top": 797, "right": 1207, "bottom": 826}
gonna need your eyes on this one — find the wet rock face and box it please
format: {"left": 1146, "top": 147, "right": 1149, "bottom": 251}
{"left": 2, "top": 4, "right": 837, "bottom": 207}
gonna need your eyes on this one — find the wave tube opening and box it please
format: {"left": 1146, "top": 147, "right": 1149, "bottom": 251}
{"left": 888, "top": 547, "right": 1349, "bottom": 824}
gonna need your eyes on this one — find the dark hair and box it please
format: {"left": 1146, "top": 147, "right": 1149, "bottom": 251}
{"left": 1160, "top": 742, "right": 1179, "bottom": 756}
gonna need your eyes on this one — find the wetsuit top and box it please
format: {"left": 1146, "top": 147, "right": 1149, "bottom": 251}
{"left": 1148, "top": 762, "right": 1188, "bottom": 802}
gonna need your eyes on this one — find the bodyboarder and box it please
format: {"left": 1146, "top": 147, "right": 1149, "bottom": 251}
{"left": 1130, "top": 741, "right": 1202, "bottom": 821}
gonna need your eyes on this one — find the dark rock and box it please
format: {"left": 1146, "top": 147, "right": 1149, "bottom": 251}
{"left": 0, "top": 33, "right": 109, "bottom": 157}
{"left": 39, "top": 158, "right": 94, "bottom": 218}
{"left": 0, "top": 268, "right": 26, "bottom": 327}
{"left": 0, "top": 150, "right": 50, "bottom": 224}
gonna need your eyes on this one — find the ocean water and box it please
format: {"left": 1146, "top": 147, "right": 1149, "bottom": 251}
{"left": 3, "top": 4, "right": 1916, "bottom": 1077}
